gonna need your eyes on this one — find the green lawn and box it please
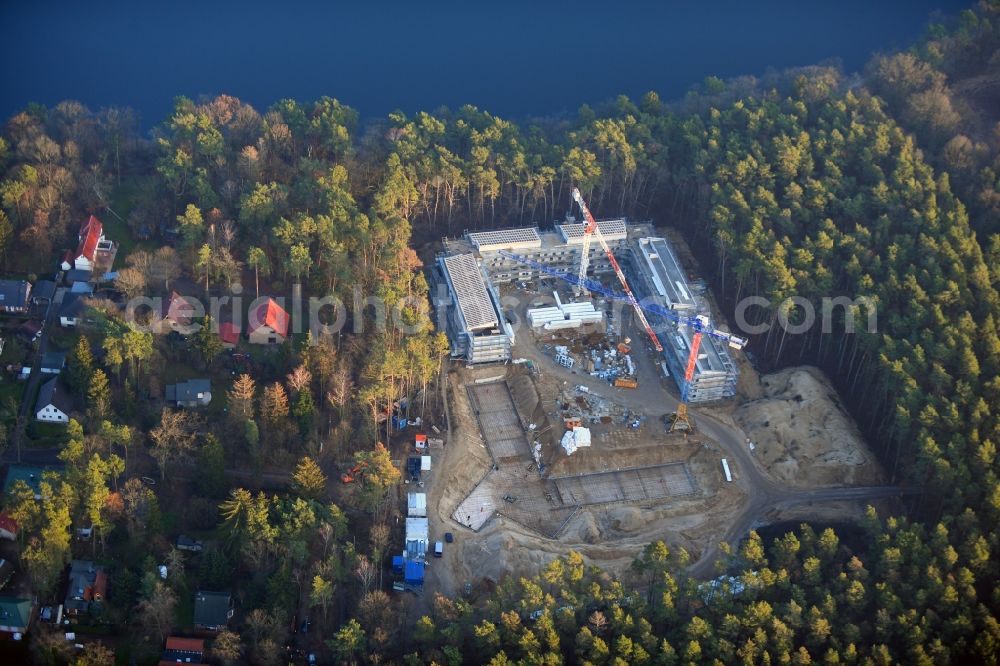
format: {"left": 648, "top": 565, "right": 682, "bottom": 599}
{"left": 0, "top": 380, "right": 24, "bottom": 427}
{"left": 103, "top": 178, "right": 157, "bottom": 264}
{"left": 28, "top": 420, "right": 69, "bottom": 444}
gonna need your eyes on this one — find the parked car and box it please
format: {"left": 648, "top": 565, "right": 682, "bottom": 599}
{"left": 433, "top": 541, "right": 444, "bottom": 558}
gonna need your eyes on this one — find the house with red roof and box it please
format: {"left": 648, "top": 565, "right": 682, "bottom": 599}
{"left": 61, "top": 214, "right": 118, "bottom": 274}
{"left": 160, "top": 636, "right": 206, "bottom": 665}
{"left": 0, "top": 515, "right": 17, "bottom": 541}
{"left": 68, "top": 215, "right": 104, "bottom": 272}
{"left": 155, "top": 292, "right": 199, "bottom": 334}
{"left": 218, "top": 321, "right": 240, "bottom": 348}
{"left": 248, "top": 298, "right": 289, "bottom": 345}
{"left": 64, "top": 560, "right": 107, "bottom": 616}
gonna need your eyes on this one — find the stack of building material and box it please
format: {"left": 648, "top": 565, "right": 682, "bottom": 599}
{"left": 527, "top": 293, "right": 603, "bottom": 330}
{"left": 560, "top": 426, "right": 592, "bottom": 456}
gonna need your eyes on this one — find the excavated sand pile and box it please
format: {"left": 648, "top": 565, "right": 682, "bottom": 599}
{"left": 734, "top": 366, "right": 884, "bottom": 487}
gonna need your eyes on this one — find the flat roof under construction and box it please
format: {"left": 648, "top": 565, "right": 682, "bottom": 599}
{"left": 636, "top": 237, "right": 696, "bottom": 309}
{"left": 441, "top": 254, "right": 498, "bottom": 331}
{"left": 673, "top": 324, "right": 729, "bottom": 375}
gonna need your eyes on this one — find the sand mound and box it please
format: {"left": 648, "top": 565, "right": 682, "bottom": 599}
{"left": 734, "top": 366, "right": 884, "bottom": 487}
{"left": 578, "top": 512, "right": 602, "bottom": 543}
{"left": 607, "top": 507, "right": 646, "bottom": 533}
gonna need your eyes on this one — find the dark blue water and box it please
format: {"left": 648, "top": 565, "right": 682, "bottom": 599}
{"left": 0, "top": 0, "right": 971, "bottom": 126}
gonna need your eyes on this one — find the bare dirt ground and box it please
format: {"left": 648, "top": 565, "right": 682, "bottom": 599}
{"left": 421, "top": 233, "right": 889, "bottom": 596}
{"left": 733, "top": 365, "right": 885, "bottom": 488}
{"left": 427, "top": 362, "right": 746, "bottom": 594}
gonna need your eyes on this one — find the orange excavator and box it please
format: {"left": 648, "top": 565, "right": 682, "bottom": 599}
{"left": 341, "top": 461, "right": 370, "bottom": 484}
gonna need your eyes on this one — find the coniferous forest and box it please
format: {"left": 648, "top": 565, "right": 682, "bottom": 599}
{"left": 0, "top": 5, "right": 999, "bottom": 665}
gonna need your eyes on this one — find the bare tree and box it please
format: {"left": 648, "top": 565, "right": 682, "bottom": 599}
{"left": 209, "top": 629, "right": 243, "bottom": 665}
{"left": 136, "top": 582, "right": 177, "bottom": 643}
{"left": 355, "top": 554, "right": 376, "bottom": 595}
{"left": 148, "top": 408, "right": 198, "bottom": 480}
{"left": 115, "top": 266, "right": 147, "bottom": 299}
{"left": 286, "top": 364, "right": 313, "bottom": 393}
{"left": 151, "top": 247, "right": 181, "bottom": 290}
{"left": 370, "top": 523, "right": 390, "bottom": 589}
{"left": 588, "top": 610, "right": 607, "bottom": 634}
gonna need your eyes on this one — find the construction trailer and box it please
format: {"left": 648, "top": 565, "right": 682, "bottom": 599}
{"left": 404, "top": 560, "right": 425, "bottom": 586}
{"left": 407, "top": 492, "right": 427, "bottom": 517}
{"left": 405, "top": 517, "right": 429, "bottom": 560}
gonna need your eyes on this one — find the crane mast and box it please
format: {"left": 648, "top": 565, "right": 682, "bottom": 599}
{"left": 571, "top": 188, "right": 663, "bottom": 353}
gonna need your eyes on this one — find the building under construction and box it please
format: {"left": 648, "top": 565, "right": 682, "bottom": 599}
{"left": 434, "top": 218, "right": 740, "bottom": 401}
{"left": 454, "top": 219, "right": 631, "bottom": 283}
{"left": 434, "top": 218, "right": 633, "bottom": 364}
{"left": 433, "top": 253, "right": 514, "bottom": 364}
{"left": 629, "top": 236, "right": 739, "bottom": 402}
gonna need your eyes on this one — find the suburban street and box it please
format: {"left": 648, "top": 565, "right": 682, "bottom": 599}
{"left": 11, "top": 284, "right": 66, "bottom": 462}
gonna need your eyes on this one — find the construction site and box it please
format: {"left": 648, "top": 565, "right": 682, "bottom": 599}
{"left": 418, "top": 188, "right": 893, "bottom": 595}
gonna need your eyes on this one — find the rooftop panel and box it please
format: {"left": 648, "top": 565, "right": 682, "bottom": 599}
{"left": 441, "top": 254, "right": 499, "bottom": 331}
{"left": 467, "top": 227, "right": 541, "bottom": 250}
{"left": 558, "top": 219, "right": 627, "bottom": 243}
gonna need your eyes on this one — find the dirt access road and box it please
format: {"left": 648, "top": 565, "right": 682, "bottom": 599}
{"left": 501, "top": 300, "right": 916, "bottom": 578}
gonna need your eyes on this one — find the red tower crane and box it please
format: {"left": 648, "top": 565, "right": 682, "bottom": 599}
{"left": 571, "top": 188, "right": 663, "bottom": 353}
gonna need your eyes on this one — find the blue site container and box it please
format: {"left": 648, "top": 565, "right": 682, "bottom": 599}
{"left": 392, "top": 555, "right": 404, "bottom": 575}
{"left": 404, "top": 560, "right": 424, "bottom": 586}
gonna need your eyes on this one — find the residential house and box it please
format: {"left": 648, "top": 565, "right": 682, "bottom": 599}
{"left": 40, "top": 351, "right": 66, "bottom": 375}
{"left": 165, "top": 379, "right": 211, "bottom": 408}
{"left": 0, "top": 280, "right": 31, "bottom": 314}
{"left": 35, "top": 377, "right": 71, "bottom": 423}
{"left": 64, "top": 560, "right": 107, "bottom": 616}
{"left": 0, "top": 597, "right": 34, "bottom": 636}
{"left": 0, "top": 515, "right": 18, "bottom": 541}
{"left": 156, "top": 292, "right": 198, "bottom": 334}
{"left": 192, "top": 591, "right": 232, "bottom": 632}
{"left": 59, "top": 293, "right": 88, "bottom": 327}
{"left": 218, "top": 321, "right": 240, "bottom": 348}
{"left": 67, "top": 215, "right": 104, "bottom": 272}
{"left": 248, "top": 298, "right": 289, "bottom": 345}
{"left": 30, "top": 280, "right": 56, "bottom": 313}
{"left": 160, "top": 636, "right": 206, "bottom": 665}
{"left": 2, "top": 464, "right": 50, "bottom": 500}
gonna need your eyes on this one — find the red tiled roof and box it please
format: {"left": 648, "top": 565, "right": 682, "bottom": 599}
{"left": 76, "top": 215, "right": 103, "bottom": 262}
{"left": 0, "top": 514, "right": 17, "bottom": 534}
{"left": 163, "top": 292, "right": 197, "bottom": 324}
{"left": 249, "top": 298, "right": 289, "bottom": 337}
{"left": 218, "top": 322, "right": 240, "bottom": 344}
{"left": 93, "top": 570, "right": 107, "bottom": 600}
{"left": 165, "top": 636, "right": 205, "bottom": 652}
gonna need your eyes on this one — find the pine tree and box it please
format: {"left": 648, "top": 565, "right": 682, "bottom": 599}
{"left": 196, "top": 434, "right": 227, "bottom": 498}
{"left": 292, "top": 456, "right": 327, "bottom": 499}
{"left": 87, "top": 369, "right": 112, "bottom": 422}
{"left": 227, "top": 374, "right": 256, "bottom": 422}
{"left": 68, "top": 335, "right": 94, "bottom": 394}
